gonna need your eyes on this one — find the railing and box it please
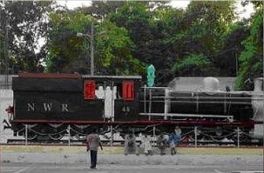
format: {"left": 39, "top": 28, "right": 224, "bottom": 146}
{"left": 5, "top": 126, "right": 262, "bottom": 147}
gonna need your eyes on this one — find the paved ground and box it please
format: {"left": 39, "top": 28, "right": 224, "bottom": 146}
{"left": 1, "top": 162, "right": 263, "bottom": 173}
{"left": 1, "top": 146, "right": 263, "bottom": 173}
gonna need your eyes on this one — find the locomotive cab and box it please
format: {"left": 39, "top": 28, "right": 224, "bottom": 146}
{"left": 82, "top": 75, "right": 142, "bottom": 121}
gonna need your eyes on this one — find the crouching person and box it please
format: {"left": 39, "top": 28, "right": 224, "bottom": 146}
{"left": 141, "top": 134, "right": 153, "bottom": 156}
{"left": 86, "top": 128, "right": 103, "bottom": 169}
{"left": 124, "top": 132, "right": 137, "bottom": 155}
{"left": 157, "top": 133, "right": 167, "bottom": 155}
{"left": 169, "top": 126, "right": 182, "bottom": 155}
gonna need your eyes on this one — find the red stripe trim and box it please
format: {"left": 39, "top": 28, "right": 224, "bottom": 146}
{"left": 10, "top": 119, "right": 256, "bottom": 127}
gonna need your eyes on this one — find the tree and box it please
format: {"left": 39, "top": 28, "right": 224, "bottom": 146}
{"left": 172, "top": 54, "right": 211, "bottom": 76}
{"left": 78, "top": 1, "right": 125, "bottom": 20}
{"left": 150, "top": 6, "right": 185, "bottom": 84}
{"left": 46, "top": 10, "right": 93, "bottom": 73}
{"left": 0, "top": 1, "right": 52, "bottom": 73}
{"left": 214, "top": 22, "right": 249, "bottom": 76}
{"left": 161, "top": 1, "right": 235, "bottom": 79}
{"left": 110, "top": 2, "right": 176, "bottom": 85}
{"left": 110, "top": 2, "right": 152, "bottom": 50}
{"left": 235, "top": 3, "right": 263, "bottom": 90}
{"left": 46, "top": 8, "right": 143, "bottom": 75}
{"left": 180, "top": 1, "right": 235, "bottom": 57}
{"left": 95, "top": 20, "right": 144, "bottom": 75}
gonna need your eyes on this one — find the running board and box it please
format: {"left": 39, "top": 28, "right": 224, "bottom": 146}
{"left": 139, "top": 113, "right": 234, "bottom": 121}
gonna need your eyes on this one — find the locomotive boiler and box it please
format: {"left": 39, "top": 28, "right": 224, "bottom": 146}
{"left": 5, "top": 73, "right": 263, "bottom": 144}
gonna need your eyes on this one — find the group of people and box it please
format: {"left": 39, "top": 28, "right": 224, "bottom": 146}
{"left": 157, "top": 126, "right": 182, "bottom": 155}
{"left": 124, "top": 126, "right": 182, "bottom": 156}
{"left": 85, "top": 127, "right": 182, "bottom": 169}
{"left": 124, "top": 133, "right": 153, "bottom": 156}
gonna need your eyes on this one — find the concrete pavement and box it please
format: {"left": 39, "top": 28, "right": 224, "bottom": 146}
{"left": 1, "top": 145, "right": 263, "bottom": 172}
{"left": 1, "top": 153, "right": 263, "bottom": 166}
{"left": 1, "top": 162, "right": 263, "bottom": 173}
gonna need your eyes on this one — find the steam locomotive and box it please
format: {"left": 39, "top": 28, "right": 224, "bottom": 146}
{"left": 5, "top": 73, "right": 263, "bottom": 143}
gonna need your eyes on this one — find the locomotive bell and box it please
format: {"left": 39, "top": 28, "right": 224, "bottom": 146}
{"left": 203, "top": 77, "right": 220, "bottom": 92}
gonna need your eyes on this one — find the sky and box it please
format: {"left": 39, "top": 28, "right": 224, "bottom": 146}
{"left": 56, "top": 0, "right": 255, "bottom": 20}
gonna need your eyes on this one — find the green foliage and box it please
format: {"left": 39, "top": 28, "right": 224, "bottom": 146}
{"left": 213, "top": 21, "right": 249, "bottom": 76}
{"left": 96, "top": 20, "right": 144, "bottom": 75}
{"left": 184, "top": 1, "right": 235, "bottom": 54}
{"left": 51, "top": 12, "right": 93, "bottom": 33}
{"left": 46, "top": 11, "right": 93, "bottom": 73}
{"left": 110, "top": 1, "right": 152, "bottom": 44}
{"left": 235, "top": 7, "right": 263, "bottom": 90}
{"left": 79, "top": 1, "right": 125, "bottom": 19}
{"left": 151, "top": 1, "right": 236, "bottom": 80}
{"left": 0, "top": 1, "right": 52, "bottom": 73}
{"left": 172, "top": 54, "right": 210, "bottom": 75}
{"left": 1, "top": 0, "right": 262, "bottom": 89}
{"left": 46, "top": 8, "right": 144, "bottom": 75}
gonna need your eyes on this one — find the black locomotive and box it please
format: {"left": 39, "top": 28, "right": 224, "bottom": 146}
{"left": 5, "top": 72, "right": 261, "bottom": 143}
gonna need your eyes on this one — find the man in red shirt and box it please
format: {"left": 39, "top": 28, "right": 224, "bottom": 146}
{"left": 86, "top": 128, "right": 103, "bottom": 169}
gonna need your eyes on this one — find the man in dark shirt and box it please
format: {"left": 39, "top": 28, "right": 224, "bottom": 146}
{"left": 86, "top": 128, "right": 103, "bottom": 169}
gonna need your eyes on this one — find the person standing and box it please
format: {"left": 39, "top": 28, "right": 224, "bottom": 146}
{"left": 86, "top": 128, "right": 103, "bottom": 169}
